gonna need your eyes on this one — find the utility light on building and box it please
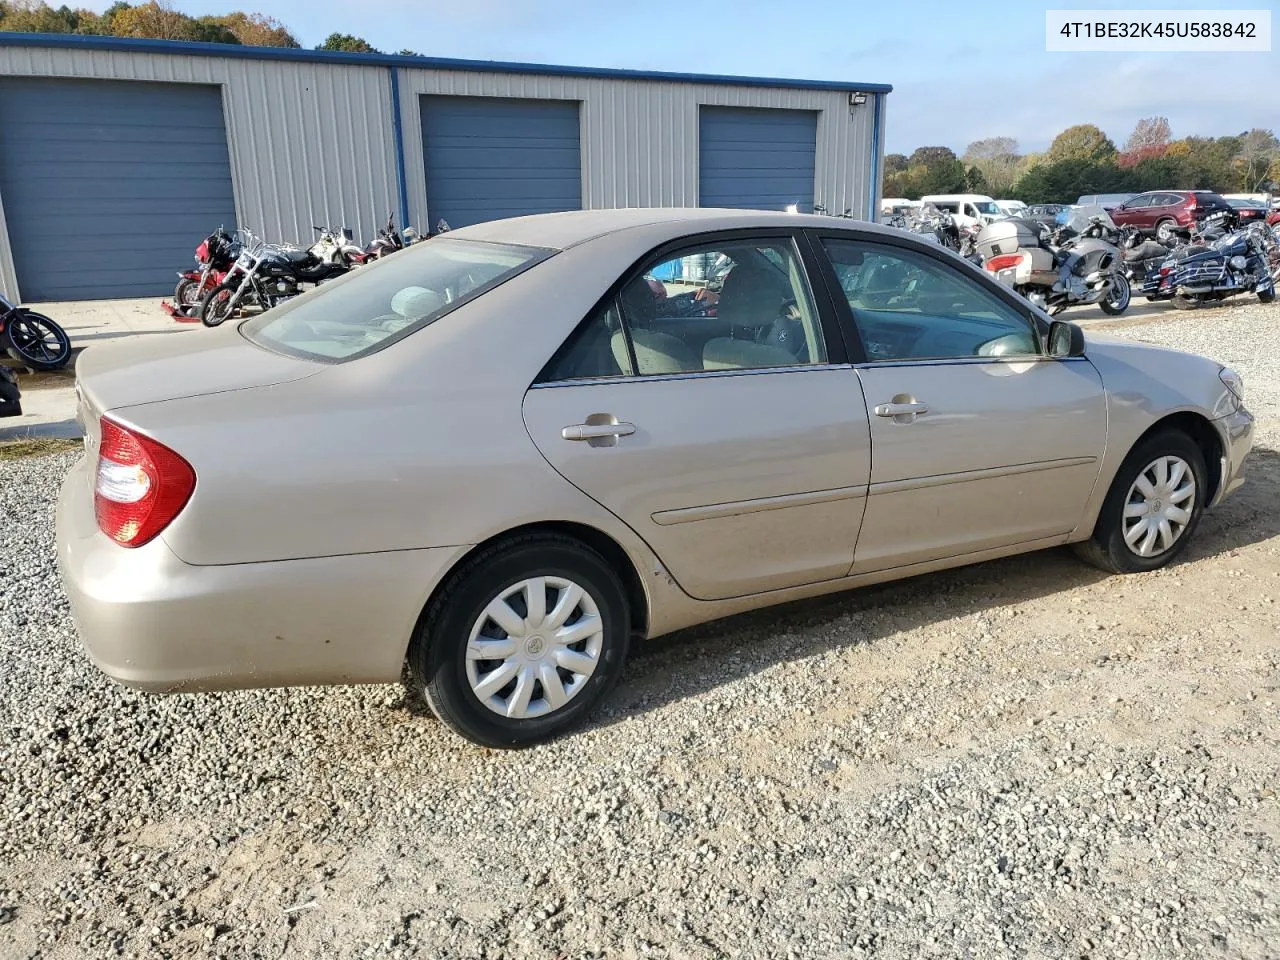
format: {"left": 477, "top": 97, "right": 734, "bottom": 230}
{"left": 849, "top": 91, "right": 868, "bottom": 106}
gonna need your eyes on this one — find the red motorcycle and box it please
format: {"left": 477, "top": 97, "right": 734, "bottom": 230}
{"left": 163, "top": 227, "right": 238, "bottom": 319}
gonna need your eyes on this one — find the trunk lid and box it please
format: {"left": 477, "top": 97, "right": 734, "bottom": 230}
{"left": 75, "top": 326, "right": 322, "bottom": 414}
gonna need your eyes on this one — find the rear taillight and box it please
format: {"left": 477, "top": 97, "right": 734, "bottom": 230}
{"left": 985, "top": 254, "right": 1024, "bottom": 273}
{"left": 1186, "top": 195, "right": 1198, "bottom": 209}
{"left": 94, "top": 417, "right": 195, "bottom": 548}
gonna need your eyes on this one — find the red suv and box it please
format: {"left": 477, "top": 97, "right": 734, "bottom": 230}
{"left": 1110, "top": 190, "right": 1234, "bottom": 242}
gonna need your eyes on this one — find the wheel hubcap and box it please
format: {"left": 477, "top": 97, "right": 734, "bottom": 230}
{"left": 465, "top": 576, "right": 603, "bottom": 720}
{"left": 1123, "top": 455, "right": 1196, "bottom": 558}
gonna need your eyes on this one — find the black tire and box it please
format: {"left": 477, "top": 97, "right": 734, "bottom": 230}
{"left": 408, "top": 534, "right": 631, "bottom": 748}
{"left": 1098, "top": 274, "right": 1131, "bottom": 315}
{"left": 4, "top": 310, "right": 71, "bottom": 371}
{"left": 200, "top": 282, "right": 238, "bottom": 327}
{"left": 1073, "top": 430, "right": 1207, "bottom": 575}
{"left": 174, "top": 277, "right": 203, "bottom": 310}
{"left": 1155, "top": 219, "right": 1178, "bottom": 244}
{"left": 1258, "top": 286, "right": 1276, "bottom": 304}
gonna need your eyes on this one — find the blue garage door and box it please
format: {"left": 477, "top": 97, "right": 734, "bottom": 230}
{"left": 0, "top": 77, "right": 236, "bottom": 301}
{"left": 420, "top": 96, "right": 581, "bottom": 229}
{"left": 699, "top": 107, "right": 817, "bottom": 213}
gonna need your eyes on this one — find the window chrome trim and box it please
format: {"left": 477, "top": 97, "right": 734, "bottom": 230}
{"left": 528, "top": 362, "right": 852, "bottom": 389}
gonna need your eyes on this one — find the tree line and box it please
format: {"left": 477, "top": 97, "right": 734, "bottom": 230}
{"left": 0, "top": 1, "right": 413, "bottom": 55}
{"left": 885, "top": 119, "right": 1280, "bottom": 204}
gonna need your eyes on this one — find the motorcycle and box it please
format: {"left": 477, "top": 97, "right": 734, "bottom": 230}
{"left": 977, "top": 206, "right": 1130, "bottom": 316}
{"left": 1143, "top": 220, "right": 1276, "bottom": 310}
{"left": 0, "top": 364, "right": 21, "bottom": 418}
{"left": 164, "top": 226, "right": 239, "bottom": 319}
{"left": 0, "top": 289, "right": 72, "bottom": 371}
{"left": 199, "top": 229, "right": 342, "bottom": 327}
{"left": 910, "top": 204, "right": 963, "bottom": 253}
{"left": 363, "top": 212, "right": 421, "bottom": 259}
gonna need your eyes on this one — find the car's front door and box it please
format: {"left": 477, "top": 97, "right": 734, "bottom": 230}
{"left": 523, "top": 233, "right": 871, "bottom": 601}
{"left": 813, "top": 233, "right": 1108, "bottom": 573}
{"left": 1112, "top": 194, "right": 1150, "bottom": 228}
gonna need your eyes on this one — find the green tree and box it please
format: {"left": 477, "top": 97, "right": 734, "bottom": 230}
{"left": 1234, "top": 129, "right": 1279, "bottom": 191}
{"left": 316, "top": 32, "right": 378, "bottom": 53}
{"left": 1046, "top": 124, "right": 1117, "bottom": 165}
{"left": 962, "top": 136, "right": 1021, "bottom": 197}
{"left": 908, "top": 146, "right": 958, "bottom": 169}
{"left": 883, "top": 153, "right": 909, "bottom": 175}
{"left": 1012, "top": 158, "right": 1135, "bottom": 204}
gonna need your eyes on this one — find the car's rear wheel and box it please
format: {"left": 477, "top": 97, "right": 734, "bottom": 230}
{"left": 1155, "top": 219, "right": 1178, "bottom": 244}
{"left": 1074, "top": 430, "right": 1206, "bottom": 574}
{"left": 409, "top": 534, "right": 630, "bottom": 747}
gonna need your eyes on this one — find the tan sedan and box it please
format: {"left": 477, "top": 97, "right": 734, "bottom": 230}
{"left": 56, "top": 209, "right": 1254, "bottom": 746}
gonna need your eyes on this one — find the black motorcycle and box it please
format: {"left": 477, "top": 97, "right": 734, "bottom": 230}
{"left": 0, "top": 289, "right": 72, "bottom": 371}
{"left": 200, "top": 230, "right": 330, "bottom": 327}
{"left": 1143, "top": 221, "right": 1276, "bottom": 310}
{"left": 0, "top": 364, "right": 21, "bottom": 418}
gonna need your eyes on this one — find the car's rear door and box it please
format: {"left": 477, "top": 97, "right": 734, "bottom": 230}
{"left": 522, "top": 230, "right": 871, "bottom": 601}
{"left": 810, "top": 229, "right": 1108, "bottom": 573}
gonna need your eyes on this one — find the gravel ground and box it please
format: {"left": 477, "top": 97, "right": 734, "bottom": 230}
{"left": 2, "top": 302, "right": 1279, "bottom": 960}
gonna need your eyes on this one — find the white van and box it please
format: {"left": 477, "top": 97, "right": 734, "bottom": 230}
{"left": 994, "top": 199, "right": 1029, "bottom": 219}
{"left": 920, "top": 194, "right": 1003, "bottom": 229}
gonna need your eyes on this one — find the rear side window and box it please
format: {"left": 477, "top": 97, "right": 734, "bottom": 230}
{"left": 243, "top": 238, "right": 549, "bottom": 361}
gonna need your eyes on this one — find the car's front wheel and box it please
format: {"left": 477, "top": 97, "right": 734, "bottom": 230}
{"left": 409, "top": 534, "right": 631, "bottom": 747}
{"left": 1074, "top": 430, "right": 1207, "bottom": 574}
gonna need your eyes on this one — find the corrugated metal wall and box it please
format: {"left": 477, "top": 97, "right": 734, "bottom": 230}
{"left": 396, "top": 68, "right": 877, "bottom": 228}
{"left": 0, "top": 45, "right": 398, "bottom": 299}
{"left": 0, "top": 43, "right": 881, "bottom": 301}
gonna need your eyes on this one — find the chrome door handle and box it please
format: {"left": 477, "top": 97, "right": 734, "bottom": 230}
{"left": 874, "top": 401, "right": 929, "bottom": 418}
{"left": 562, "top": 422, "right": 636, "bottom": 440}
{"left": 562, "top": 415, "right": 636, "bottom": 447}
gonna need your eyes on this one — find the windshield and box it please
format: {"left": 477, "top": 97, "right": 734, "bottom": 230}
{"left": 1227, "top": 198, "right": 1264, "bottom": 208}
{"left": 243, "top": 238, "right": 549, "bottom": 361}
{"left": 973, "top": 201, "right": 1001, "bottom": 215}
{"left": 1096, "top": 194, "right": 1135, "bottom": 205}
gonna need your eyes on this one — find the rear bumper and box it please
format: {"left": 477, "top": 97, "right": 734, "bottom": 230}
{"left": 56, "top": 457, "right": 467, "bottom": 692}
{"left": 1211, "top": 405, "right": 1254, "bottom": 506}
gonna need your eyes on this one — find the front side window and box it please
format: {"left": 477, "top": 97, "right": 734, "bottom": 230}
{"left": 244, "top": 238, "right": 548, "bottom": 361}
{"left": 615, "top": 238, "right": 827, "bottom": 374}
{"left": 823, "top": 239, "right": 1039, "bottom": 362}
{"left": 973, "top": 200, "right": 1001, "bottom": 216}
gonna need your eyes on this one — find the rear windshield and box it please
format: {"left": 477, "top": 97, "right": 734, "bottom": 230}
{"left": 242, "top": 238, "right": 549, "bottom": 361}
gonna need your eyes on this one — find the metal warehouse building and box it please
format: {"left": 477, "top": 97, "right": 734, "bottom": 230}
{"left": 0, "top": 33, "right": 890, "bottom": 302}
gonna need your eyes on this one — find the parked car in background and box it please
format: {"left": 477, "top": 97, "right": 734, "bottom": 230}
{"left": 919, "top": 194, "right": 1003, "bottom": 229}
{"left": 994, "top": 200, "right": 1029, "bottom": 219}
{"left": 1076, "top": 193, "right": 1136, "bottom": 211}
{"left": 1110, "top": 190, "right": 1235, "bottom": 243}
{"left": 1225, "top": 197, "right": 1269, "bottom": 226}
{"left": 56, "top": 208, "right": 1254, "bottom": 747}
{"left": 1026, "top": 204, "right": 1068, "bottom": 229}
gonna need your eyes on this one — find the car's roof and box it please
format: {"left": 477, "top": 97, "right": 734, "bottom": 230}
{"left": 920, "top": 193, "right": 995, "bottom": 202}
{"left": 443, "top": 207, "right": 899, "bottom": 251}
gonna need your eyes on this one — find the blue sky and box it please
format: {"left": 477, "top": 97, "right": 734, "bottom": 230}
{"left": 84, "top": 0, "right": 1279, "bottom": 154}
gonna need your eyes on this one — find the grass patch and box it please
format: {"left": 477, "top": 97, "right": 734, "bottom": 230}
{"left": 0, "top": 437, "right": 82, "bottom": 461}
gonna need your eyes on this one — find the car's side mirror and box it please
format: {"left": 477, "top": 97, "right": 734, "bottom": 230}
{"left": 1047, "top": 320, "right": 1086, "bottom": 358}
